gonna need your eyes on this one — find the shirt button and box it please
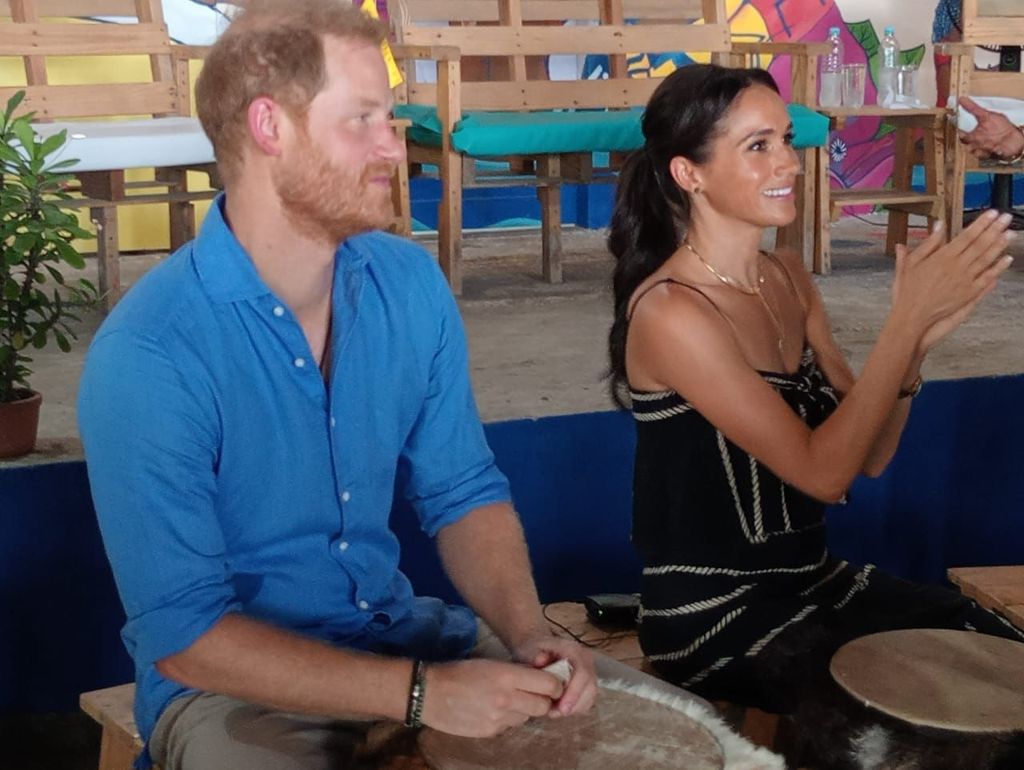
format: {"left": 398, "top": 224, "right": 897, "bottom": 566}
{"left": 338, "top": 541, "right": 349, "bottom": 552}
{"left": 273, "top": 306, "right": 285, "bottom": 317}
{"left": 358, "top": 600, "right": 369, "bottom": 611}
{"left": 330, "top": 417, "right": 336, "bottom": 428}
{"left": 294, "top": 357, "right": 306, "bottom": 368}
{"left": 340, "top": 490, "right": 351, "bottom": 503}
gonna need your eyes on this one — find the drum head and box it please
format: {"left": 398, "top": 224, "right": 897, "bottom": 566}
{"left": 418, "top": 687, "right": 725, "bottom": 770}
{"left": 830, "top": 628, "right": 1024, "bottom": 733}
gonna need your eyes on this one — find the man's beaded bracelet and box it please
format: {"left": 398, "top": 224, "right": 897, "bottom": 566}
{"left": 404, "top": 659, "right": 427, "bottom": 728}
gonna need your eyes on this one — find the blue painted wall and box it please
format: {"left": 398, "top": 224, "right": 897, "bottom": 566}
{"left": 408, "top": 169, "right": 1019, "bottom": 232}
{"left": 0, "top": 461, "right": 130, "bottom": 713}
{"left": 409, "top": 177, "right": 616, "bottom": 232}
{"left": 825, "top": 374, "right": 1024, "bottom": 581}
{"left": 3, "top": 373, "right": 1023, "bottom": 713}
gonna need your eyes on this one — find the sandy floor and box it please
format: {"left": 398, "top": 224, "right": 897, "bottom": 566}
{"left": 11, "top": 215, "right": 1024, "bottom": 464}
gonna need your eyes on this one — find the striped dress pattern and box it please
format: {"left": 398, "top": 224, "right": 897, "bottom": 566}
{"left": 629, "top": 346, "right": 1023, "bottom": 710}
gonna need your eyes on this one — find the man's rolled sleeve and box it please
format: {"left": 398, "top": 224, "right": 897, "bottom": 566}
{"left": 400, "top": 280, "right": 511, "bottom": 537}
{"left": 78, "top": 331, "right": 240, "bottom": 671}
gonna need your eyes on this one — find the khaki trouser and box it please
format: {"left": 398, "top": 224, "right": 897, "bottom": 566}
{"left": 150, "top": 621, "right": 707, "bottom": 770}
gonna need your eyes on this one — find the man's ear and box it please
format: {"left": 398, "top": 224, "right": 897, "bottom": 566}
{"left": 668, "top": 155, "right": 703, "bottom": 196}
{"left": 246, "top": 97, "right": 289, "bottom": 157}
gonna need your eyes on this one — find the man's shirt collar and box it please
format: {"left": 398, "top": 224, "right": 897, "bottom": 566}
{"left": 193, "top": 194, "right": 371, "bottom": 304}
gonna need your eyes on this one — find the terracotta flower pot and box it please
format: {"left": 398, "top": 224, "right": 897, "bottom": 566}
{"left": 0, "top": 390, "right": 42, "bottom": 459}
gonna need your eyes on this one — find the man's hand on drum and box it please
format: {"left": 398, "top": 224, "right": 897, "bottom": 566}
{"left": 512, "top": 634, "right": 598, "bottom": 718}
{"left": 419, "top": 657, "right": 567, "bottom": 738}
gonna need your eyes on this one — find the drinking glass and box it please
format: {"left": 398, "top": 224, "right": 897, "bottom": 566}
{"left": 841, "top": 63, "right": 866, "bottom": 108}
{"left": 896, "top": 64, "right": 920, "bottom": 107}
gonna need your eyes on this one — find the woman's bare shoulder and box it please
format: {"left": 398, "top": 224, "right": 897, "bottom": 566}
{"left": 628, "top": 276, "right": 726, "bottom": 334}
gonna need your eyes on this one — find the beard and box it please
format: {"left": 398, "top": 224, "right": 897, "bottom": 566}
{"left": 273, "top": 135, "right": 396, "bottom": 245}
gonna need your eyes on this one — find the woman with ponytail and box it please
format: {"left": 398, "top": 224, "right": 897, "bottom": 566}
{"left": 609, "top": 64, "right": 1021, "bottom": 767}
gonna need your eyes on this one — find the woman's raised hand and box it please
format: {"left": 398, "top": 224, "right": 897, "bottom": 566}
{"left": 891, "top": 210, "right": 1015, "bottom": 352}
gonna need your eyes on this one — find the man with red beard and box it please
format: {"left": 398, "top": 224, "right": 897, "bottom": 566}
{"left": 77, "top": 2, "right": 599, "bottom": 768}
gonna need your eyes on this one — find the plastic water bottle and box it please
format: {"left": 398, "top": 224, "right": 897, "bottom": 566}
{"left": 819, "top": 27, "right": 843, "bottom": 107}
{"left": 878, "top": 26, "right": 900, "bottom": 107}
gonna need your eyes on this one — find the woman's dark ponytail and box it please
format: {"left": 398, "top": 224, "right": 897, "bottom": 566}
{"left": 607, "top": 149, "right": 683, "bottom": 407}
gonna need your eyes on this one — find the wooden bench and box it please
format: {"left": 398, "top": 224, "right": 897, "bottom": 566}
{"left": 948, "top": 565, "right": 1024, "bottom": 631}
{"left": 80, "top": 683, "right": 152, "bottom": 770}
{"left": 0, "top": 0, "right": 219, "bottom": 308}
{"left": 390, "top": 0, "right": 831, "bottom": 291}
{"left": 389, "top": 0, "right": 733, "bottom": 294}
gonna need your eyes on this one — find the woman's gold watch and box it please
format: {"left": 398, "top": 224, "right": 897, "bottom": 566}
{"left": 898, "top": 375, "right": 924, "bottom": 400}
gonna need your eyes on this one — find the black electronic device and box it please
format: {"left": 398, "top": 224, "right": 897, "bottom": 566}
{"left": 583, "top": 593, "right": 640, "bottom": 629}
{"left": 999, "top": 45, "right": 1021, "bottom": 73}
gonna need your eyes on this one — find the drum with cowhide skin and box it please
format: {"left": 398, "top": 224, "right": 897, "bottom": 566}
{"left": 830, "top": 629, "right": 1024, "bottom": 733}
{"left": 418, "top": 685, "right": 725, "bottom": 770}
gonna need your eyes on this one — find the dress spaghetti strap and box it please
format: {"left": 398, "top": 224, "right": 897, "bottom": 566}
{"left": 627, "top": 278, "right": 729, "bottom": 325}
{"left": 627, "top": 277, "right": 749, "bottom": 357}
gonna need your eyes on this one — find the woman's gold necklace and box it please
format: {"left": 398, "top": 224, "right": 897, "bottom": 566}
{"left": 683, "top": 240, "right": 786, "bottom": 358}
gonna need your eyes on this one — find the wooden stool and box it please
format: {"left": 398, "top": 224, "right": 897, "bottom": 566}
{"left": 830, "top": 628, "right": 1024, "bottom": 732}
{"left": 949, "top": 565, "right": 1024, "bottom": 631}
{"left": 80, "top": 683, "right": 155, "bottom": 770}
{"left": 811, "top": 106, "right": 948, "bottom": 274}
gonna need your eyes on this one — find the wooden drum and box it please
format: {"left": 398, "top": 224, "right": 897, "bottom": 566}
{"left": 830, "top": 628, "right": 1024, "bottom": 733}
{"left": 418, "top": 686, "right": 726, "bottom": 770}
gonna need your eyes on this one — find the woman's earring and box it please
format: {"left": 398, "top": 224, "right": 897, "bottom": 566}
{"left": 693, "top": 186, "right": 701, "bottom": 195}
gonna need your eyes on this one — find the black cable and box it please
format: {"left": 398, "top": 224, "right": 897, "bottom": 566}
{"left": 540, "top": 603, "right": 639, "bottom": 649}
{"left": 541, "top": 603, "right": 591, "bottom": 645}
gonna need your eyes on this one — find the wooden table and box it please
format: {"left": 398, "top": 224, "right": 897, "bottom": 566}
{"left": 948, "top": 565, "right": 1024, "bottom": 630}
{"left": 811, "top": 105, "right": 949, "bottom": 274}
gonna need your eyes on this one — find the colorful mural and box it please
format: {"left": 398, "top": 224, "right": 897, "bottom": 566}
{"left": 583, "top": 0, "right": 928, "bottom": 212}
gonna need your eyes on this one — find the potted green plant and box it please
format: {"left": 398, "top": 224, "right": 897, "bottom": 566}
{"left": 0, "top": 91, "right": 97, "bottom": 459}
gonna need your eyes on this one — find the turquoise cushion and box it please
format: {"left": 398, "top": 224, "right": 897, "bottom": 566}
{"left": 395, "top": 102, "right": 829, "bottom": 157}
{"left": 395, "top": 104, "right": 643, "bottom": 155}
{"left": 786, "top": 103, "right": 830, "bottom": 150}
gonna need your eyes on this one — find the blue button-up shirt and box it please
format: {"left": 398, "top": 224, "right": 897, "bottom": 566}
{"left": 78, "top": 196, "right": 511, "bottom": 751}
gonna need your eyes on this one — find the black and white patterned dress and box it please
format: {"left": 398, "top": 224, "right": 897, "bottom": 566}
{"left": 628, "top": 291, "right": 1024, "bottom": 715}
